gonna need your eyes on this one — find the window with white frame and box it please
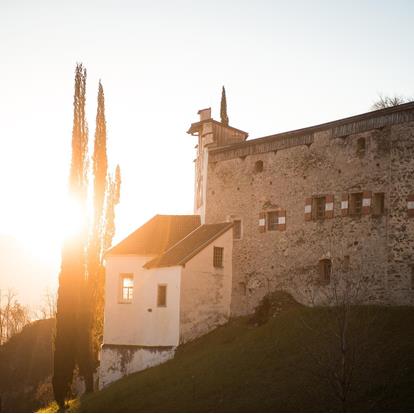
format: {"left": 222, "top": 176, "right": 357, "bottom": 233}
{"left": 120, "top": 273, "right": 134, "bottom": 303}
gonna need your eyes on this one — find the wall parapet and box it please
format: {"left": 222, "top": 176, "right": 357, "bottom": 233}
{"left": 209, "top": 101, "right": 414, "bottom": 163}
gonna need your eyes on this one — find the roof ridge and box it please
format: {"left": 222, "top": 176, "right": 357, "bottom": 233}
{"left": 144, "top": 222, "right": 233, "bottom": 269}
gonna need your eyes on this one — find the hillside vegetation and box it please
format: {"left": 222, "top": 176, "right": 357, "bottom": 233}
{"left": 0, "top": 318, "right": 54, "bottom": 412}
{"left": 70, "top": 299, "right": 414, "bottom": 412}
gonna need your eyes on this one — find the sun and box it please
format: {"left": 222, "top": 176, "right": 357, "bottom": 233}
{"left": 10, "top": 193, "right": 88, "bottom": 264}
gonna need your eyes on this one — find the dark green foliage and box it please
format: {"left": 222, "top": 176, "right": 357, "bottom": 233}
{"left": 220, "top": 86, "right": 229, "bottom": 126}
{"left": 250, "top": 291, "right": 302, "bottom": 326}
{"left": 0, "top": 319, "right": 54, "bottom": 412}
{"left": 75, "top": 306, "right": 414, "bottom": 413}
{"left": 84, "top": 83, "right": 121, "bottom": 391}
{"left": 53, "top": 63, "right": 89, "bottom": 408}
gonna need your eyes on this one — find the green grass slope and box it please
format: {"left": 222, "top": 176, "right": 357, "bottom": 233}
{"left": 76, "top": 305, "right": 414, "bottom": 412}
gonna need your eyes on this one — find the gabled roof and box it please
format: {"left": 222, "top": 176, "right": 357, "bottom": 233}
{"left": 144, "top": 222, "right": 233, "bottom": 269}
{"left": 106, "top": 215, "right": 201, "bottom": 256}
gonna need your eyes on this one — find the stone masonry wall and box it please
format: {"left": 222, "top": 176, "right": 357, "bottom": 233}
{"left": 203, "top": 121, "right": 414, "bottom": 315}
{"left": 387, "top": 122, "right": 414, "bottom": 304}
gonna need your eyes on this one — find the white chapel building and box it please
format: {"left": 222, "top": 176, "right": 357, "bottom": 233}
{"left": 99, "top": 214, "right": 233, "bottom": 388}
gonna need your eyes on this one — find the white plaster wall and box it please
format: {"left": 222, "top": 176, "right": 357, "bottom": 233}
{"left": 180, "top": 229, "right": 233, "bottom": 343}
{"left": 99, "top": 345, "right": 175, "bottom": 389}
{"left": 103, "top": 255, "right": 182, "bottom": 347}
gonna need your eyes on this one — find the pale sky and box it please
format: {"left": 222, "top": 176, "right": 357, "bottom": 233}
{"left": 1, "top": 0, "right": 413, "bottom": 311}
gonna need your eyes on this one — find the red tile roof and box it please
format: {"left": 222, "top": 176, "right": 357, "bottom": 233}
{"left": 144, "top": 222, "right": 233, "bottom": 269}
{"left": 106, "top": 215, "right": 201, "bottom": 256}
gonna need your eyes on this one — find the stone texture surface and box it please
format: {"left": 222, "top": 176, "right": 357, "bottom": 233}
{"left": 179, "top": 230, "right": 233, "bottom": 342}
{"left": 195, "top": 114, "right": 414, "bottom": 315}
{"left": 99, "top": 345, "right": 175, "bottom": 389}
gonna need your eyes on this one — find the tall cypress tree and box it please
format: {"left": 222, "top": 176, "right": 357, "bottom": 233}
{"left": 53, "top": 63, "right": 88, "bottom": 409}
{"left": 220, "top": 86, "right": 229, "bottom": 126}
{"left": 83, "top": 81, "right": 112, "bottom": 390}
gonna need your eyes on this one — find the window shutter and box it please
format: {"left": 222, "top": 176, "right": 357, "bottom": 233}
{"left": 408, "top": 194, "right": 414, "bottom": 218}
{"left": 305, "top": 198, "right": 312, "bottom": 221}
{"left": 341, "top": 193, "right": 349, "bottom": 216}
{"left": 362, "top": 191, "right": 372, "bottom": 215}
{"left": 325, "top": 194, "right": 334, "bottom": 219}
{"left": 277, "top": 209, "right": 286, "bottom": 231}
{"left": 259, "top": 212, "right": 266, "bottom": 233}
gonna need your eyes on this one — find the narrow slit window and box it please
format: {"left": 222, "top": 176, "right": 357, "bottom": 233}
{"left": 157, "top": 285, "right": 167, "bottom": 307}
{"left": 318, "top": 259, "right": 331, "bottom": 286}
{"left": 233, "top": 219, "right": 242, "bottom": 240}
{"left": 357, "top": 137, "right": 366, "bottom": 155}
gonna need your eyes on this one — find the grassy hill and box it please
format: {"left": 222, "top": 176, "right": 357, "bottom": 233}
{"left": 68, "top": 300, "right": 413, "bottom": 412}
{"left": 0, "top": 318, "right": 54, "bottom": 412}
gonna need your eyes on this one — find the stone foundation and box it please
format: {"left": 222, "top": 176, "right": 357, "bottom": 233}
{"left": 99, "top": 344, "right": 175, "bottom": 389}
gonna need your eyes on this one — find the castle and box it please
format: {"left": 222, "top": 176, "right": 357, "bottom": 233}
{"left": 189, "top": 101, "right": 414, "bottom": 314}
{"left": 100, "top": 98, "right": 414, "bottom": 388}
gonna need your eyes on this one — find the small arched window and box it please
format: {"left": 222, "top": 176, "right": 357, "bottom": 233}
{"left": 255, "top": 160, "right": 263, "bottom": 172}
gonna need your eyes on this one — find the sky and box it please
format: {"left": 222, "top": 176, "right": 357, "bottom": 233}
{"left": 1, "top": 0, "right": 413, "bottom": 311}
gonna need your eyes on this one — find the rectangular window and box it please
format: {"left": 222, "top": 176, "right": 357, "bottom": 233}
{"left": 233, "top": 220, "right": 242, "bottom": 239}
{"left": 312, "top": 196, "right": 326, "bottom": 220}
{"left": 157, "top": 285, "right": 167, "bottom": 307}
{"left": 267, "top": 211, "right": 278, "bottom": 231}
{"left": 213, "top": 246, "right": 224, "bottom": 268}
{"left": 372, "top": 193, "right": 385, "bottom": 216}
{"left": 120, "top": 273, "right": 134, "bottom": 303}
{"left": 317, "top": 259, "right": 331, "bottom": 286}
{"left": 349, "top": 193, "right": 363, "bottom": 216}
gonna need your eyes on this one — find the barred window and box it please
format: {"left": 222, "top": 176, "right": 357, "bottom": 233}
{"left": 349, "top": 193, "right": 363, "bottom": 216}
{"left": 267, "top": 211, "right": 278, "bottom": 231}
{"left": 372, "top": 193, "right": 385, "bottom": 216}
{"left": 213, "top": 246, "right": 224, "bottom": 268}
{"left": 312, "top": 196, "right": 326, "bottom": 220}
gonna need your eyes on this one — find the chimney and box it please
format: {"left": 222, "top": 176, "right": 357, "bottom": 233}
{"left": 198, "top": 107, "right": 211, "bottom": 122}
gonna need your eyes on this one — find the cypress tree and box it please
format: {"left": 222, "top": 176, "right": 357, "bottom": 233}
{"left": 84, "top": 82, "right": 121, "bottom": 391}
{"left": 53, "top": 63, "right": 88, "bottom": 409}
{"left": 220, "top": 86, "right": 229, "bottom": 126}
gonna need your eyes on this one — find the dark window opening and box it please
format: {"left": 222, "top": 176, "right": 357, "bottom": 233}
{"left": 349, "top": 193, "right": 363, "bottom": 216}
{"left": 312, "top": 196, "right": 326, "bottom": 220}
{"left": 372, "top": 193, "right": 385, "bottom": 216}
{"left": 255, "top": 160, "right": 263, "bottom": 172}
{"left": 157, "top": 285, "right": 167, "bottom": 307}
{"left": 239, "top": 282, "right": 247, "bottom": 296}
{"left": 318, "top": 259, "right": 331, "bottom": 286}
{"left": 213, "top": 246, "right": 224, "bottom": 268}
{"left": 267, "top": 211, "right": 278, "bottom": 231}
{"left": 233, "top": 220, "right": 242, "bottom": 239}
{"left": 357, "top": 137, "right": 366, "bottom": 155}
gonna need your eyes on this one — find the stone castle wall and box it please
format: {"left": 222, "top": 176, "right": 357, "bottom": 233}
{"left": 199, "top": 109, "right": 414, "bottom": 315}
